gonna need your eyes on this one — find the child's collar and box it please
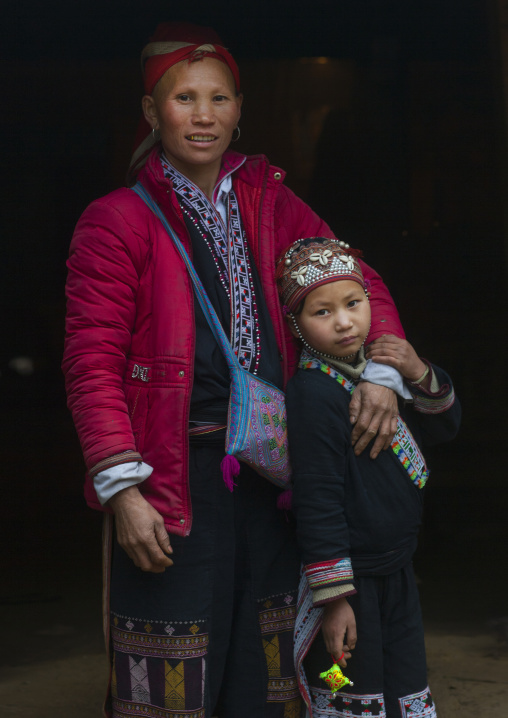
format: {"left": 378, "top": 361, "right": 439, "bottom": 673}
{"left": 301, "top": 346, "right": 367, "bottom": 380}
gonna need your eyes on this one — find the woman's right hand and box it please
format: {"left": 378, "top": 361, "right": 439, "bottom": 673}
{"left": 321, "top": 596, "right": 357, "bottom": 667}
{"left": 108, "top": 485, "right": 173, "bottom": 572}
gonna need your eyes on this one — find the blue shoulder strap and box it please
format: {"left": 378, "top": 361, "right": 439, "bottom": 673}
{"left": 131, "top": 181, "right": 240, "bottom": 374}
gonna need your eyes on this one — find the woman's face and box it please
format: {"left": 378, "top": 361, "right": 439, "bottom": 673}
{"left": 143, "top": 57, "right": 242, "bottom": 184}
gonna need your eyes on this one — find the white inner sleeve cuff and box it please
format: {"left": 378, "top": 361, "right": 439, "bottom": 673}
{"left": 360, "top": 359, "right": 413, "bottom": 400}
{"left": 94, "top": 461, "right": 153, "bottom": 506}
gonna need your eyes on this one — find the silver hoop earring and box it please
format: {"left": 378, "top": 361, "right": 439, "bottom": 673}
{"left": 231, "top": 126, "right": 241, "bottom": 142}
{"left": 152, "top": 127, "right": 158, "bottom": 140}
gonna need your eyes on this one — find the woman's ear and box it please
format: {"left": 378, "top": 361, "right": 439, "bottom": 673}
{"left": 142, "top": 95, "right": 158, "bottom": 129}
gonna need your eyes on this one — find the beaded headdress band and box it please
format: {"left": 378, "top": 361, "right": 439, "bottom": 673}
{"left": 276, "top": 237, "right": 367, "bottom": 314}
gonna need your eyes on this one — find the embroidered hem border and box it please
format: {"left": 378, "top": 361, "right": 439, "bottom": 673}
{"left": 309, "top": 686, "right": 386, "bottom": 717}
{"left": 111, "top": 698, "right": 205, "bottom": 718}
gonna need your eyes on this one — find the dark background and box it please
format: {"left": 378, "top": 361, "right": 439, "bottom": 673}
{"left": 2, "top": 0, "right": 506, "bottom": 635}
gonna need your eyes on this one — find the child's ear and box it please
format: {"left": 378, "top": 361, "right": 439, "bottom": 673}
{"left": 285, "top": 313, "right": 299, "bottom": 339}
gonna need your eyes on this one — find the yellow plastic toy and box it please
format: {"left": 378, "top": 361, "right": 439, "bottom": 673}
{"left": 319, "top": 654, "right": 354, "bottom": 699}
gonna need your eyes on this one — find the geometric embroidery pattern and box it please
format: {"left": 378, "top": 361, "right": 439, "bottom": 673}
{"left": 310, "top": 686, "right": 387, "bottom": 717}
{"left": 266, "top": 676, "right": 301, "bottom": 703}
{"left": 165, "top": 660, "right": 185, "bottom": 710}
{"left": 111, "top": 622, "right": 208, "bottom": 660}
{"left": 263, "top": 634, "right": 281, "bottom": 677}
{"left": 399, "top": 686, "right": 436, "bottom": 717}
{"left": 259, "top": 604, "right": 297, "bottom": 636}
{"left": 109, "top": 613, "right": 208, "bottom": 717}
{"left": 284, "top": 698, "right": 305, "bottom": 718}
{"left": 111, "top": 700, "right": 205, "bottom": 717}
{"left": 161, "top": 155, "right": 261, "bottom": 375}
{"left": 410, "top": 699, "right": 426, "bottom": 712}
{"left": 257, "top": 592, "right": 302, "bottom": 708}
{"left": 129, "top": 655, "right": 150, "bottom": 703}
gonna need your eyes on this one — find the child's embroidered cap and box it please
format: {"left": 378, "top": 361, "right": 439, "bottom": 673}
{"left": 276, "top": 237, "right": 366, "bottom": 313}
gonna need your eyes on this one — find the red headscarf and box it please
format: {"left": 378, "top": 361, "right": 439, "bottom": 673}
{"left": 128, "top": 22, "right": 240, "bottom": 182}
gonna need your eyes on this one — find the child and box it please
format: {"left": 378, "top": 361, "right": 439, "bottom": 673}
{"left": 275, "top": 237, "right": 460, "bottom": 718}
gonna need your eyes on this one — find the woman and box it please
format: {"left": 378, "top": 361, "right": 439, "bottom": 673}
{"left": 62, "top": 22, "right": 405, "bottom": 718}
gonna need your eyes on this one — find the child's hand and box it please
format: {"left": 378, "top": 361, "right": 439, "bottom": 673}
{"left": 365, "top": 335, "right": 426, "bottom": 382}
{"left": 321, "top": 597, "right": 357, "bottom": 667}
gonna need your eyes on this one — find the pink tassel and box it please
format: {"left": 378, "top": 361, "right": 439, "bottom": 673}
{"left": 277, "top": 489, "right": 293, "bottom": 511}
{"left": 221, "top": 454, "right": 241, "bottom": 492}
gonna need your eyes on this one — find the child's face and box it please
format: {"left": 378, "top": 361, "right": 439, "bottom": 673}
{"left": 290, "top": 280, "right": 371, "bottom": 361}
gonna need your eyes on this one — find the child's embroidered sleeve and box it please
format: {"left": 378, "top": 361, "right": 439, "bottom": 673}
{"left": 407, "top": 360, "right": 456, "bottom": 414}
{"left": 405, "top": 362, "right": 461, "bottom": 446}
{"left": 304, "top": 558, "right": 356, "bottom": 606}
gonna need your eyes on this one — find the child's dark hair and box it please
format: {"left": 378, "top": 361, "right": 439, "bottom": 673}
{"left": 293, "top": 299, "right": 305, "bottom": 315}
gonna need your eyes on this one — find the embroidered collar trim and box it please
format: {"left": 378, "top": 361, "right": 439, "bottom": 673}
{"left": 161, "top": 155, "right": 260, "bottom": 373}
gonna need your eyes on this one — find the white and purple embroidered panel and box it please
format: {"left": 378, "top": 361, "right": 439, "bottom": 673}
{"left": 129, "top": 655, "right": 150, "bottom": 703}
{"left": 161, "top": 156, "right": 261, "bottom": 374}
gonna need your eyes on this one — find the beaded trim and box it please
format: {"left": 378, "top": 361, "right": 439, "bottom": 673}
{"left": 161, "top": 156, "right": 261, "bottom": 374}
{"left": 299, "top": 351, "right": 429, "bottom": 488}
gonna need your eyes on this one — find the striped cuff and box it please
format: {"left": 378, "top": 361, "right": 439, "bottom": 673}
{"left": 312, "top": 583, "right": 357, "bottom": 607}
{"left": 89, "top": 450, "right": 143, "bottom": 478}
{"left": 408, "top": 360, "right": 456, "bottom": 414}
{"left": 305, "top": 557, "right": 354, "bottom": 593}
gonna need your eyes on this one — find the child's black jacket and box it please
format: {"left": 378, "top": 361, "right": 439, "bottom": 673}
{"left": 286, "top": 363, "right": 461, "bottom": 578}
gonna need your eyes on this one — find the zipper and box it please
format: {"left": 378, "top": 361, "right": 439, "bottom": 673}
{"left": 130, "top": 387, "right": 141, "bottom": 419}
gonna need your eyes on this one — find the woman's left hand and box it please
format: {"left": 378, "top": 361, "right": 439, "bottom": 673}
{"left": 365, "top": 335, "right": 426, "bottom": 382}
{"left": 349, "top": 383, "right": 398, "bottom": 459}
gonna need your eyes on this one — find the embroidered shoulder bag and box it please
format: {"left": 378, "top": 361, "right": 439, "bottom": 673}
{"left": 132, "top": 182, "right": 291, "bottom": 488}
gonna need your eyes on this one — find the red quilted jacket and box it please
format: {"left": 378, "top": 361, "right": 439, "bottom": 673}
{"left": 62, "top": 148, "right": 404, "bottom": 536}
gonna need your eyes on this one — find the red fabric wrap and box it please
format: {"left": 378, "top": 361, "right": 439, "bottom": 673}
{"left": 144, "top": 44, "right": 240, "bottom": 95}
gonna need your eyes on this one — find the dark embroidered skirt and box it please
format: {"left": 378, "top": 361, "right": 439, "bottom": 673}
{"left": 103, "top": 440, "right": 303, "bottom": 718}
